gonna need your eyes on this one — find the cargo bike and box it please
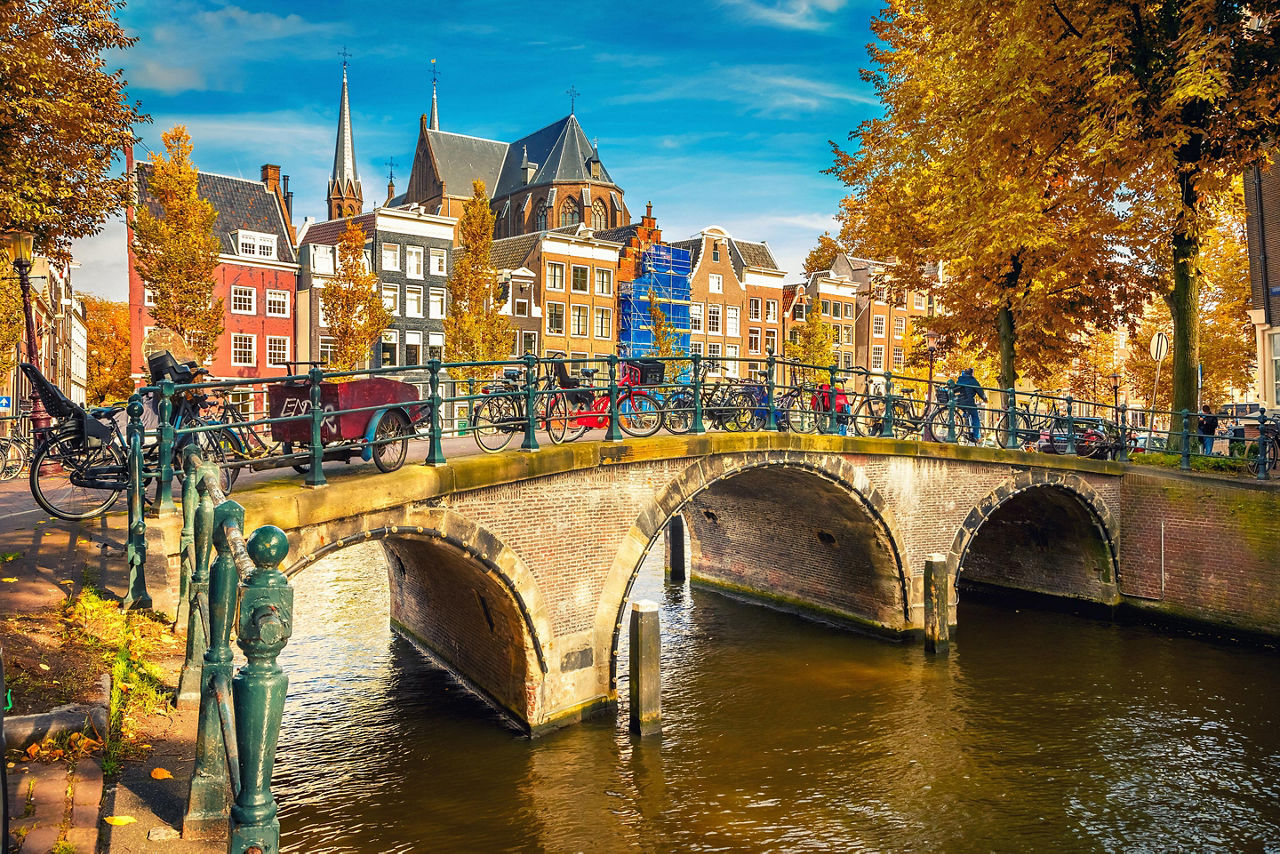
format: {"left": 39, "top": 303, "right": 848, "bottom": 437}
{"left": 267, "top": 372, "right": 429, "bottom": 473}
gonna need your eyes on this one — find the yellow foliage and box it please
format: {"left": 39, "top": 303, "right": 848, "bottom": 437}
{"left": 445, "top": 181, "right": 514, "bottom": 379}
{"left": 322, "top": 220, "right": 392, "bottom": 373}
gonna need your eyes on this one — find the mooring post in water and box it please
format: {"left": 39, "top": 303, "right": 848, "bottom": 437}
{"left": 924, "top": 553, "right": 951, "bottom": 655}
{"left": 664, "top": 514, "right": 686, "bottom": 585}
{"left": 629, "top": 600, "right": 661, "bottom": 736}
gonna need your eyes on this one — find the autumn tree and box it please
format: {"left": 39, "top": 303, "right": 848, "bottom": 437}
{"left": 323, "top": 220, "right": 392, "bottom": 373}
{"left": 646, "top": 299, "right": 689, "bottom": 379}
{"left": 445, "top": 180, "right": 513, "bottom": 379}
{"left": 803, "top": 232, "right": 843, "bottom": 275}
{"left": 831, "top": 0, "right": 1150, "bottom": 396}
{"left": 1061, "top": 0, "right": 1280, "bottom": 420}
{"left": 785, "top": 291, "right": 835, "bottom": 380}
{"left": 82, "top": 294, "right": 134, "bottom": 403}
{"left": 0, "top": 0, "right": 145, "bottom": 260}
{"left": 131, "top": 127, "right": 223, "bottom": 363}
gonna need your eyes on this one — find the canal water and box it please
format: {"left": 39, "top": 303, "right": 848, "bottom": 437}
{"left": 273, "top": 542, "right": 1280, "bottom": 852}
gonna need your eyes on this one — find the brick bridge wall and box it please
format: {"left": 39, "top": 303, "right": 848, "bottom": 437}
{"left": 148, "top": 434, "right": 1280, "bottom": 734}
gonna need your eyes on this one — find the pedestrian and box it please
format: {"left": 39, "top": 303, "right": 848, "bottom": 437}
{"left": 953, "top": 368, "right": 987, "bottom": 443}
{"left": 1198, "top": 405, "right": 1219, "bottom": 455}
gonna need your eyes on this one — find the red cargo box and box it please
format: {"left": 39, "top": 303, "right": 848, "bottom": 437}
{"left": 268, "top": 377, "right": 420, "bottom": 444}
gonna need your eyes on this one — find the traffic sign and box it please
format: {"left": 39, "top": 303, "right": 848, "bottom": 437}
{"left": 0, "top": 396, "right": 11, "bottom": 411}
{"left": 1149, "top": 331, "right": 1169, "bottom": 362}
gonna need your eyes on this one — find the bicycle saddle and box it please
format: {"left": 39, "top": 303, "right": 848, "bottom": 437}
{"left": 581, "top": 368, "right": 600, "bottom": 378}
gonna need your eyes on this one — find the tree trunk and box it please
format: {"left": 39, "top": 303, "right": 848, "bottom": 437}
{"left": 1166, "top": 170, "right": 1201, "bottom": 450}
{"left": 997, "top": 301, "right": 1017, "bottom": 399}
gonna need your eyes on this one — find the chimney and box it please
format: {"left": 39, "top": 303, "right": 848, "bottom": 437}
{"left": 261, "top": 164, "right": 281, "bottom": 191}
{"left": 261, "top": 164, "right": 296, "bottom": 244}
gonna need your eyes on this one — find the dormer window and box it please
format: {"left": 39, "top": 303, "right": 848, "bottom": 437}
{"left": 236, "top": 230, "right": 277, "bottom": 260}
{"left": 712, "top": 244, "right": 721, "bottom": 262}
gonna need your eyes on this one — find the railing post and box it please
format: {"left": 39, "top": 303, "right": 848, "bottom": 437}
{"left": 124, "top": 395, "right": 151, "bottom": 611}
{"left": 605, "top": 354, "right": 623, "bottom": 442}
{"left": 1256, "top": 410, "right": 1270, "bottom": 481}
{"left": 945, "top": 380, "right": 957, "bottom": 444}
{"left": 425, "top": 358, "right": 447, "bottom": 465}
{"left": 1065, "top": 394, "right": 1076, "bottom": 455}
{"left": 1005, "top": 387, "right": 1017, "bottom": 450}
{"left": 177, "top": 456, "right": 215, "bottom": 708}
{"left": 183, "top": 500, "right": 244, "bottom": 837}
{"left": 879, "top": 371, "right": 895, "bottom": 439}
{"left": 691, "top": 352, "right": 705, "bottom": 435}
{"left": 827, "top": 364, "right": 840, "bottom": 435}
{"left": 764, "top": 349, "right": 777, "bottom": 431}
{"left": 521, "top": 354, "right": 541, "bottom": 452}
{"left": 305, "top": 366, "right": 327, "bottom": 487}
{"left": 176, "top": 447, "right": 199, "bottom": 630}
{"left": 156, "top": 380, "right": 177, "bottom": 516}
{"left": 1116, "top": 404, "right": 1130, "bottom": 462}
{"left": 229, "top": 526, "right": 292, "bottom": 854}
{"left": 1180, "top": 409, "right": 1192, "bottom": 471}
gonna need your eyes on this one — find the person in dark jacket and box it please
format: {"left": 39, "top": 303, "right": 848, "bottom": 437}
{"left": 1198, "top": 405, "right": 1219, "bottom": 455}
{"left": 954, "top": 368, "right": 987, "bottom": 442}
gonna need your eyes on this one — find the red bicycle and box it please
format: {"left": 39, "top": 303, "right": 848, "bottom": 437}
{"left": 546, "top": 358, "right": 664, "bottom": 442}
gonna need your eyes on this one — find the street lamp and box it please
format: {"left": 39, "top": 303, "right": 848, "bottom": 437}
{"left": 1109, "top": 372, "right": 1122, "bottom": 424}
{"left": 3, "top": 231, "right": 51, "bottom": 439}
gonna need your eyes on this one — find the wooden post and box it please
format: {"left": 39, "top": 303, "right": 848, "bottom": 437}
{"left": 924, "top": 553, "right": 951, "bottom": 655}
{"left": 629, "top": 601, "right": 661, "bottom": 736}
{"left": 664, "top": 515, "right": 686, "bottom": 585}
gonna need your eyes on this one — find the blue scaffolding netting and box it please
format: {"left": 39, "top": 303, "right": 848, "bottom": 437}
{"left": 618, "top": 244, "right": 692, "bottom": 357}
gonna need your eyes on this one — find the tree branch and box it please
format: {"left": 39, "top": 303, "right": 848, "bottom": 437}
{"left": 1051, "top": 1, "right": 1083, "bottom": 38}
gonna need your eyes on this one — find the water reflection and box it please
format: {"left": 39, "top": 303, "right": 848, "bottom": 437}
{"left": 273, "top": 542, "right": 1280, "bottom": 852}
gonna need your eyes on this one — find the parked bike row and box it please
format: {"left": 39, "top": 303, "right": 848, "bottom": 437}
{"left": 7, "top": 347, "right": 1276, "bottom": 523}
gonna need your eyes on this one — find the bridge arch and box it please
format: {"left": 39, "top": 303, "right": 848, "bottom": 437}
{"left": 594, "top": 450, "right": 911, "bottom": 690}
{"left": 281, "top": 506, "right": 554, "bottom": 731}
{"left": 950, "top": 471, "right": 1119, "bottom": 603}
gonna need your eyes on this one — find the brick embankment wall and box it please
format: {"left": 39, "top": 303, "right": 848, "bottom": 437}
{"left": 1118, "top": 471, "right": 1280, "bottom": 637}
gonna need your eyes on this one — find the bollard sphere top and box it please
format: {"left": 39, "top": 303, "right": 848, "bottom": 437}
{"left": 246, "top": 525, "right": 289, "bottom": 567}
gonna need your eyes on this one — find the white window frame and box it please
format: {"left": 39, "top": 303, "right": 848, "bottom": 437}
{"left": 231, "top": 286, "right": 256, "bottom": 315}
{"left": 914, "top": 293, "right": 925, "bottom": 310}
{"left": 382, "top": 243, "right": 401, "bottom": 272}
{"left": 546, "top": 301, "right": 566, "bottom": 336}
{"left": 520, "top": 330, "right": 538, "bottom": 356}
{"left": 748, "top": 298, "right": 761, "bottom": 321}
{"left": 404, "top": 331, "right": 422, "bottom": 365}
{"left": 764, "top": 329, "right": 777, "bottom": 354}
{"left": 429, "top": 249, "right": 447, "bottom": 277}
{"left": 382, "top": 284, "right": 399, "bottom": 315}
{"left": 894, "top": 316, "right": 906, "bottom": 339}
{"left": 546, "top": 262, "right": 565, "bottom": 291}
{"left": 237, "top": 230, "right": 276, "bottom": 259}
{"left": 844, "top": 325, "right": 854, "bottom": 345}
{"left": 514, "top": 298, "right": 529, "bottom": 317}
{"left": 143, "top": 288, "right": 156, "bottom": 307}
{"left": 726, "top": 305, "right": 740, "bottom": 338}
{"left": 318, "top": 336, "right": 336, "bottom": 365}
{"left": 709, "top": 273, "right": 723, "bottom": 294}
{"left": 267, "top": 335, "right": 289, "bottom": 366}
{"left": 594, "top": 307, "right": 612, "bottom": 340}
{"left": 724, "top": 344, "right": 739, "bottom": 377}
{"left": 231, "top": 333, "right": 256, "bottom": 366}
{"left": 266, "top": 289, "right": 290, "bottom": 318}
{"left": 428, "top": 288, "right": 446, "bottom": 320}
{"left": 406, "top": 246, "right": 424, "bottom": 279}
{"left": 707, "top": 304, "right": 722, "bottom": 335}
{"left": 570, "top": 304, "right": 588, "bottom": 338}
{"left": 312, "top": 244, "right": 335, "bottom": 274}
{"left": 893, "top": 345, "right": 905, "bottom": 369}
{"left": 748, "top": 327, "right": 761, "bottom": 355}
{"left": 405, "top": 285, "right": 424, "bottom": 318}
{"left": 690, "top": 341, "right": 704, "bottom": 357}
{"left": 690, "top": 303, "right": 703, "bottom": 333}
{"left": 595, "top": 269, "right": 612, "bottom": 295}
{"left": 871, "top": 344, "right": 885, "bottom": 371}
{"left": 380, "top": 329, "right": 398, "bottom": 366}
{"left": 873, "top": 315, "right": 886, "bottom": 338}
{"left": 570, "top": 265, "right": 590, "bottom": 294}
{"left": 765, "top": 300, "right": 778, "bottom": 323}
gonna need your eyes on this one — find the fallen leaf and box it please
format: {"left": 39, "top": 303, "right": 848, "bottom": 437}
{"left": 1, "top": 552, "right": 20, "bottom": 562}
{"left": 59, "top": 579, "right": 74, "bottom": 586}
{"left": 38, "top": 663, "right": 50, "bottom": 671}
{"left": 104, "top": 816, "right": 137, "bottom": 826}
{"left": 1, "top": 577, "right": 16, "bottom": 583}
{"left": 150, "top": 767, "right": 173, "bottom": 780}
{"left": 25, "top": 744, "right": 39, "bottom": 760}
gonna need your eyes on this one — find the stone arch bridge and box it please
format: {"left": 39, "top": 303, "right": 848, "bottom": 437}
{"left": 148, "top": 433, "right": 1280, "bottom": 734}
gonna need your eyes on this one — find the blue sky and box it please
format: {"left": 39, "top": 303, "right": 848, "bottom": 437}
{"left": 73, "top": 0, "right": 884, "bottom": 299}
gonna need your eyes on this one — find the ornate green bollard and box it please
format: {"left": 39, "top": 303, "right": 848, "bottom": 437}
{"left": 1116, "top": 404, "right": 1130, "bottom": 462}
{"left": 764, "top": 349, "right": 777, "bottom": 431}
{"left": 827, "top": 364, "right": 839, "bottom": 435}
{"left": 521, "top": 353, "right": 540, "bottom": 452}
{"left": 605, "top": 355, "right": 623, "bottom": 442}
{"left": 229, "top": 526, "right": 292, "bottom": 854}
{"left": 177, "top": 463, "right": 217, "bottom": 709}
{"left": 1065, "top": 395, "right": 1076, "bottom": 455}
{"left": 156, "top": 380, "right": 178, "bottom": 516}
{"left": 305, "top": 366, "right": 326, "bottom": 488}
{"left": 425, "top": 358, "right": 446, "bottom": 465}
{"left": 124, "top": 395, "right": 151, "bottom": 610}
{"left": 177, "top": 446, "right": 199, "bottom": 629}
{"left": 945, "top": 380, "right": 957, "bottom": 444}
{"left": 691, "top": 352, "right": 705, "bottom": 435}
{"left": 879, "top": 371, "right": 895, "bottom": 439}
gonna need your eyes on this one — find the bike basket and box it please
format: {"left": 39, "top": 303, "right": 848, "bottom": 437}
{"left": 626, "top": 359, "right": 665, "bottom": 386}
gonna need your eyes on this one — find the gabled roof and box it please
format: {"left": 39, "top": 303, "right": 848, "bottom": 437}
{"left": 424, "top": 129, "right": 508, "bottom": 196}
{"left": 491, "top": 114, "right": 616, "bottom": 198}
{"left": 489, "top": 231, "right": 542, "bottom": 271}
{"left": 296, "top": 212, "right": 377, "bottom": 247}
{"left": 736, "top": 240, "right": 778, "bottom": 271}
{"left": 134, "top": 164, "right": 297, "bottom": 264}
{"left": 595, "top": 223, "right": 639, "bottom": 246}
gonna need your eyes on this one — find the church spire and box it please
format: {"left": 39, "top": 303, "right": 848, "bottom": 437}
{"left": 429, "top": 58, "right": 440, "bottom": 131}
{"left": 327, "top": 61, "right": 363, "bottom": 220}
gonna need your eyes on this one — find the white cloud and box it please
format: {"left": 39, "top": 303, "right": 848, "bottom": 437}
{"left": 71, "top": 219, "right": 129, "bottom": 302}
{"left": 607, "top": 65, "right": 875, "bottom": 117}
{"left": 719, "top": 0, "right": 848, "bottom": 31}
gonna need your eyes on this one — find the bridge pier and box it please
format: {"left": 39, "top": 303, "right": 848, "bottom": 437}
{"left": 664, "top": 515, "right": 686, "bottom": 585}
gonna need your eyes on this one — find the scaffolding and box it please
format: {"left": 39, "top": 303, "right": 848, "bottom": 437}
{"left": 618, "top": 244, "right": 692, "bottom": 357}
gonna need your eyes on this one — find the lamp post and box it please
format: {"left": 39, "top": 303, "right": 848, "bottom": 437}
{"left": 1109, "top": 372, "right": 1121, "bottom": 424}
{"left": 924, "top": 329, "right": 940, "bottom": 441}
{"left": 3, "top": 231, "right": 51, "bottom": 439}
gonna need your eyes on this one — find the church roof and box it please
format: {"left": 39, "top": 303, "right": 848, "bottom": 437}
{"left": 134, "top": 164, "right": 296, "bottom": 264}
{"left": 329, "top": 67, "right": 361, "bottom": 198}
{"left": 423, "top": 130, "right": 507, "bottom": 197}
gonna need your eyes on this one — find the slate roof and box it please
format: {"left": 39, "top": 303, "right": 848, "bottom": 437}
{"left": 488, "top": 232, "right": 541, "bottom": 271}
{"left": 423, "top": 130, "right": 507, "bottom": 196}
{"left": 595, "top": 223, "right": 639, "bottom": 246}
{"left": 134, "top": 164, "right": 296, "bottom": 263}
{"left": 736, "top": 240, "right": 779, "bottom": 270}
{"left": 296, "top": 212, "right": 377, "bottom": 246}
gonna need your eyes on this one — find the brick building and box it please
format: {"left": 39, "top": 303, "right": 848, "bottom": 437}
{"left": 295, "top": 207, "right": 456, "bottom": 376}
{"left": 1, "top": 257, "right": 88, "bottom": 413}
{"left": 127, "top": 157, "right": 299, "bottom": 408}
{"left": 488, "top": 224, "right": 623, "bottom": 362}
{"left": 1245, "top": 156, "right": 1280, "bottom": 409}
{"left": 670, "top": 227, "right": 787, "bottom": 378}
{"left": 601, "top": 204, "right": 693, "bottom": 361}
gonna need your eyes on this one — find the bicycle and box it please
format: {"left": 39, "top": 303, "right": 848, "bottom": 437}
{"left": 470, "top": 367, "right": 550, "bottom": 454}
{"left": 664, "top": 361, "right": 756, "bottom": 434}
{"left": 0, "top": 418, "right": 35, "bottom": 481}
{"left": 852, "top": 386, "right": 927, "bottom": 439}
{"left": 1245, "top": 414, "right": 1279, "bottom": 477}
{"left": 545, "top": 359, "right": 664, "bottom": 443}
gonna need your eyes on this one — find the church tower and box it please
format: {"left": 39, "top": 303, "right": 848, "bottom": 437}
{"left": 326, "top": 64, "right": 363, "bottom": 220}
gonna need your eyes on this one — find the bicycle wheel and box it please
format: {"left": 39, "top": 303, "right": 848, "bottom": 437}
{"left": 281, "top": 441, "right": 311, "bottom": 474}
{"left": 0, "top": 436, "right": 27, "bottom": 481}
{"left": 546, "top": 393, "right": 589, "bottom": 444}
{"left": 619, "top": 391, "right": 663, "bottom": 438}
{"left": 889, "top": 401, "right": 917, "bottom": 439}
{"left": 472, "top": 396, "right": 518, "bottom": 453}
{"left": 926, "top": 408, "right": 977, "bottom": 445}
{"left": 850, "top": 396, "right": 884, "bottom": 437}
{"left": 993, "top": 411, "right": 1032, "bottom": 449}
{"left": 29, "top": 432, "right": 125, "bottom": 520}
{"left": 372, "top": 409, "right": 410, "bottom": 473}
{"left": 1245, "top": 436, "right": 1279, "bottom": 477}
{"left": 722, "top": 391, "right": 758, "bottom": 432}
{"left": 663, "top": 391, "right": 694, "bottom": 435}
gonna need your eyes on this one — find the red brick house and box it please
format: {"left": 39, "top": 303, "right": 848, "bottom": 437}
{"left": 127, "top": 152, "right": 300, "bottom": 409}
